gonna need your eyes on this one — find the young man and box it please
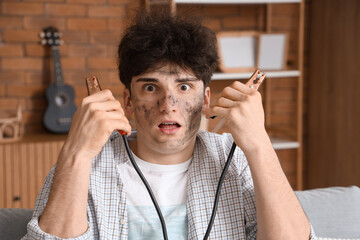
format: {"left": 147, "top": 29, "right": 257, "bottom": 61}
{"left": 24, "top": 11, "right": 316, "bottom": 239}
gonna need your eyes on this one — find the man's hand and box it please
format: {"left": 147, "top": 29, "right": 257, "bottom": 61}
{"left": 205, "top": 72, "right": 266, "bottom": 154}
{"left": 61, "top": 89, "right": 131, "bottom": 162}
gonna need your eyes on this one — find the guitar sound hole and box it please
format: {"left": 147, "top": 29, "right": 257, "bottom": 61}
{"left": 55, "top": 94, "right": 69, "bottom": 107}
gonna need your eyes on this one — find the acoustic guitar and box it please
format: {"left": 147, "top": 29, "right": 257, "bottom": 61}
{"left": 41, "top": 26, "right": 77, "bottom": 133}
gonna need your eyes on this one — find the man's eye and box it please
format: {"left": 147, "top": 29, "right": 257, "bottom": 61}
{"left": 179, "top": 84, "right": 190, "bottom": 91}
{"left": 144, "top": 85, "right": 156, "bottom": 92}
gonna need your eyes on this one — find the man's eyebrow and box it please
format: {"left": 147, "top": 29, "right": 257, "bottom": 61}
{"left": 135, "top": 77, "right": 199, "bottom": 83}
{"left": 175, "top": 78, "right": 200, "bottom": 83}
{"left": 135, "top": 78, "right": 158, "bottom": 83}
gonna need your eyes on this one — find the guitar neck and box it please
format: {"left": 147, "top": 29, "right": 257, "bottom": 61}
{"left": 51, "top": 46, "right": 64, "bottom": 86}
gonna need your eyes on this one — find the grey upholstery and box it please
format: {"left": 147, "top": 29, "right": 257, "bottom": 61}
{"left": 0, "top": 186, "right": 359, "bottom": 239}
{"left": 296, "top": 186, "right": 360, "bottom": 238}
{"left": 0, "top": 208, "right": 33, "bottom": 240}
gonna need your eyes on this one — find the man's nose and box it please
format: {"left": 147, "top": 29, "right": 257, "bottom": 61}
{"left": 159, "top": 92, "right": 177, "bottom": 113}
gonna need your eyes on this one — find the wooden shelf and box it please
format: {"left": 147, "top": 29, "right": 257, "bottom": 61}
{"left": 174, "top": 0, "right": 301, "bottom": 4}
{"left": 271, "top": 137, "right": 299, "bottom": 150}
{"left": 212, "top": 70, "right": 300, "bottom": 80}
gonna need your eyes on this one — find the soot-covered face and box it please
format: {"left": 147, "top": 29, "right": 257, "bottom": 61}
{"left": 124, "top": 64, "right": 210, "bottom": 155}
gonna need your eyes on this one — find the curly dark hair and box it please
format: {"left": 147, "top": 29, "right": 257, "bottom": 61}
{"left": 117, "top": 10, "right": 219, "bottom": 91}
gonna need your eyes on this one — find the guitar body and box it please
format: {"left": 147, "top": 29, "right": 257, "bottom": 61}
{"left": 43, "top": 83, "right": 77, "bottom": 133}
{"left": 41, "top": 26, "right": 77, "bottom": 133}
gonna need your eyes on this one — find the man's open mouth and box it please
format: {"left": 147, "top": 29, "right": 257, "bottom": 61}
{"left": 158, "top": 122, "right": 181, "bottom": 129}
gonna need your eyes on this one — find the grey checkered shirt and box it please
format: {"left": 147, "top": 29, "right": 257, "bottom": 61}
{"left": 23, "top": 131, "right": 317, "bottom": 239}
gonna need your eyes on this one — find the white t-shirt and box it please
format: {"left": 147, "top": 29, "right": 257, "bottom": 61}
{"left": 119, "top": 153, "right": 191, "bottom": 240}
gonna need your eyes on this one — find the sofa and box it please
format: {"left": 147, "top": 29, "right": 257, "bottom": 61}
{"left": 1, "top": 186, "right": 359, "bottom": 240}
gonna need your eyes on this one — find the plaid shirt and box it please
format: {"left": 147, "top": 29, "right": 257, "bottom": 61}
{"left": 24, "top": 131, "right": 317, "bottom": 239}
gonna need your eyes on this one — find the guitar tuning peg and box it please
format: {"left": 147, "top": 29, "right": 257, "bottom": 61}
{"left": 40, "top": 32, "right": 45, "bottom": 38}
{"left": 46, "top": 32, "right": 51, "bottom": 37}
{"left": 48, "top": 39, "right": 53, "bottom": 45}
{"left": 54, "top": 32, "right": 60, "bottom": 37}
{"left": 55, "top": 39, "right": 63, "bottom": 45}
{"left": 41, "top": 39, "right": 47, "bottom": 45}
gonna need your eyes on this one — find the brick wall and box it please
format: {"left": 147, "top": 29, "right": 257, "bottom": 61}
{"left": 0, "top": 0, "right": 140, "bottom": 134}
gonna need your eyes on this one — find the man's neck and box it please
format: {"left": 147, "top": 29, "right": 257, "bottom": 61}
{"left": 128, "top": 138, "right": 196, "bottom": 165}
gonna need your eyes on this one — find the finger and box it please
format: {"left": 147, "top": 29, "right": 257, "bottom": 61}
{"left": 210, "top": 97, "right": 235, "bottom": 109}
{"left": 220, "top": 85, "right": 250, "bottom": 101}
{"left": 206, "top": 106, "right": 228, "bottom": 119}
{"left": 245, "top": 69, "right": 260, "bottom": 87}
{"left": 87, "top": 100, "right": 123, "bottom": 113}
{"left": 106, "top": 118, "right": 132, "bottom": 134}
{"left": 83, "top": 89, "right": 116, "bottom": 105}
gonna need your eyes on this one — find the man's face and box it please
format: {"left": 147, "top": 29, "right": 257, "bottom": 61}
{"left": 124, "top": 64, "right": 210, "bottom": 155}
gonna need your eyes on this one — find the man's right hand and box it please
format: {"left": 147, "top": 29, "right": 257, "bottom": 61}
{"left": 60, "top": 89, "right": 131, "bottom": 163}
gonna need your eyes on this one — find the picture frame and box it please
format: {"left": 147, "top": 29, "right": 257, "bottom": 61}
{"left": 216, "top": 31, "right": 288, "bottom": 73}
{"left": 257, "top": 33, "right": 288, "bottom": 70}
{"left": 216, "top": 31, "right": 258, "bottom": 73}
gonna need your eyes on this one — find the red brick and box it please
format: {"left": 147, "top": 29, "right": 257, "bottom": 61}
{"left": 24, "top": 0, "right": 63, "bottom": 2}
{"left": 272, "top": 16, "right": 298, "bottom": 31}
{"left": 3, "top": 30, "right": 40, "bottom": 43}
{"left": 88, "top": 6, "right": 125, "bottom": 17}
{"left": 108, "top": 18, "right": 129, "bottom": 30}
{"left": 23, "top": 16, "right": 65, "bottom": 30}
{"left": 67, "top": 18, "right": 107, "bottom": 31}
{"left": 26, "top": 44, "right": 68, "bottom": 57}
{"left": 203, "top": 18, "right": 221, "bottom": 32}
{"left": 25, "top": 44, "right": 49, "bottom": 57}
{"left": 7, "top": 84, "right": 46, "bottom": 97}
{"left": 0, "top": 44, "right": 24, "bottom": 57}
{"left": 22, "top": 111, "right": 44, "bottom": 123}
{"left": 62, "top": 31, "right": 88, "bottom": 44}
{"left": 0, "top": 98, "right": 26, "bottom": 111}
{"left": 203, "top": 5, "right": 239, "bottom": 17}
{"left": 2, "top": 58, "right": 43, "bottom": 70}
{"left": 69, "top": 0, "right": 106, "bottom": 4}
{"left": 238, "top": 5, "right": 262, "bottom": 17}
{"left": 108, "top": 0, "right": 131, "bottom": 4}
{"left": 61, "top": 57, "right": 85, "bottom": 70}
{"left": 26, "top": 97, "right": 46, "bottom": 111}
{"left": 222, "top": 16, "right": 258, "bottom": 30}
{"left": 1, "top": 2, "right": 43, "bottom": 16}
{"left": 271, "top": 4, "right": 299, "bottom": 16}
{"left": 68, "top": 44, "right": 107, "bottom": 57}
{"left": 108, "top": 71, "right": 121, "bottom": 84}
{"left": 106, "top": 45, "right": 118, "bottom": 57}
{"left": 0, "top": 85, "right": 5, "bottom": 97}
{"left": 90, "top": 31, "right": 121, "bottom": 45}
{"left": 26, "top": 72, "right": 49, "bottom": 85}
{"left": 45, "top": 4, "right": 86, "bottom": 17}
{"left": 0, "top": 17, "right": 23, "bottom": 28}
{"left": 87, "top": 57, "right": 117, "bottom": 70}
{"left": 0, "top": 71, "right": 26, "bottom": 83}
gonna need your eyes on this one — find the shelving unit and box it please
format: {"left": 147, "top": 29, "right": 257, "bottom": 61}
{"left": 146, "top": 0, "right": 305, "bottom": 190}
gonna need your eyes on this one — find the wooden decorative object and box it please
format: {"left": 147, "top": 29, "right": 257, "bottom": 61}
{"left": 0, "top": 104, "right": 23, "bottom": 143}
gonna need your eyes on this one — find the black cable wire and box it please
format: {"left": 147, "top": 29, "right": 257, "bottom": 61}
{"left": 122, "top": 134, "right": 236, "bottom": 240}
{"left": 203, "top": 142, "right": 237, "bottom": 240}
{"left": 122, "top": 134, "right": 169, "bottom": 240}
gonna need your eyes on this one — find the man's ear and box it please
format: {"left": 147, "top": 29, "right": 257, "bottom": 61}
{"left": 123, "top": 88, "right": 134, "bottom": 115}
{"left": 202, "top": 86, "right": 210, "bottom": 114}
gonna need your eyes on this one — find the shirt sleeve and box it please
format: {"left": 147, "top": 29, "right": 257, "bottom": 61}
{"left": 240, "top": 160, "right": 257, "bottom": 239}
{"left": 21, "top": 165, "right": 92, "bottom": 240}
